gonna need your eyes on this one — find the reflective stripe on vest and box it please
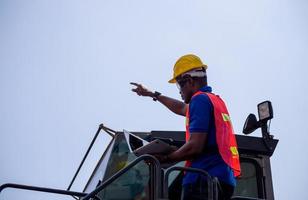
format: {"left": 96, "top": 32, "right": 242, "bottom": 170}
{"left": 185, "top": 91, "right": 241, "bottom": 177}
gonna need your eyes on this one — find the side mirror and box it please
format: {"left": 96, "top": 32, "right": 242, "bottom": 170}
{"left": 242, "top": 100, "right": 273, "bottom": 138}
{"left": 243, "top": 113, "right": 259, "bottom": 135}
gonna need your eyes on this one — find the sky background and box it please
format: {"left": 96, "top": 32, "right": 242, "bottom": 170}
{"left": 1, "top": 0, "right": 308, "bottom": 199}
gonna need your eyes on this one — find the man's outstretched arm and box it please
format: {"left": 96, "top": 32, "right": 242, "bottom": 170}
{"left": 130, "top": 82, "right": 187, "bottom": 116}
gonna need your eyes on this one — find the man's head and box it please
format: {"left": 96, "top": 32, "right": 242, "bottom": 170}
{"left": 169, "top": 54, "right": 208, "bottom": 103}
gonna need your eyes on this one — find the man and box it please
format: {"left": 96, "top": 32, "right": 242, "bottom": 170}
{"left": 131, "top": 54, "right": 241, "bottom": 200}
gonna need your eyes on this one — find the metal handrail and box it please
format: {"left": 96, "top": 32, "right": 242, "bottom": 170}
{"left": 67, "top": 123, "right": 116, "bottom": 191}
{"left": 0, "top": 183, "right": 97, "bottom": 199}
{"left": 164, "top": 166, "right": 218, "bottom": 200}
{"left": 83, "top": 154, "right": 161, "bottom": 200}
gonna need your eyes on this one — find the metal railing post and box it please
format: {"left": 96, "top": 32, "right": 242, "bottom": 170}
{"left": 163, "top": 166, "right": 217, "bottom": 200}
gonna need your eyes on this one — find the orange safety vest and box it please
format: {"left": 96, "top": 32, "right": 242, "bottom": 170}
{"left": 185, "top": 91, "right": 241, "bottom": 177}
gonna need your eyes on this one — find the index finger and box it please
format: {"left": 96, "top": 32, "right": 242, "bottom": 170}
{"left": 130, "top": 82, "right": 141, "bottom": 87}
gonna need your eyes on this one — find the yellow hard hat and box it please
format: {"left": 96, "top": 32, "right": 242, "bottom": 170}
{"left": 168, "top": 54, "right": 208, "bottom": 83}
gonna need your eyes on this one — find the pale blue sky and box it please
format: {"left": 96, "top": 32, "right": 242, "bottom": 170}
{"left": 1, "top": 0, "right": 308, "bottom": 199}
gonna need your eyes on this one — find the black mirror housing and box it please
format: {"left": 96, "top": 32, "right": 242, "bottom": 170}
{"left": 243, "top": 113, "right": 259, "bottom": 135}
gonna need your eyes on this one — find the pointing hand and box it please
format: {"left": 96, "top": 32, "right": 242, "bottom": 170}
{"left": 130, "top": 82, "right": 154, "bottom": 97}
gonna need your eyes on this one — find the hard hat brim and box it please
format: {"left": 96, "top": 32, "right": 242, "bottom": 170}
{"left": 168, "top": 78, "right": 177, "bottom": 84}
